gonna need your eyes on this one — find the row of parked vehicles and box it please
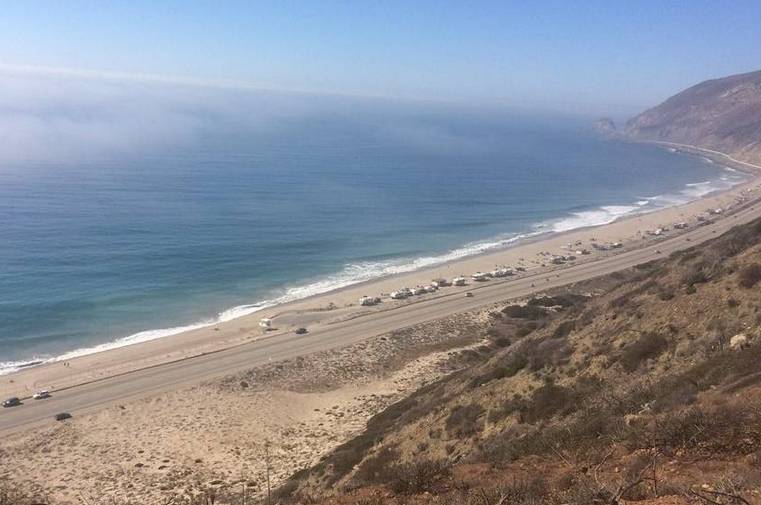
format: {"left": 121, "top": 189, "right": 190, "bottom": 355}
{"left": 2, "top": 391, "right": 72, "bottom": 421}
{"left": 2, "top": 390, "right": 49, "bottom": 407}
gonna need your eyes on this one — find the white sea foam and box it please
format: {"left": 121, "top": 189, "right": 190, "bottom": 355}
{"left": 0, "top": 168, "right": 751, "bottom": 376}
{"left": 275, "top": 231, "right": 542, "bottom": 304}
{"left": 548, "top": 205, "right": 640, "bottom": 233}
{"left": 548, "top": 168, "right": 748, "bottom": 236}
{"left": 0, "top": 232, "right": 543, "bottom": 375}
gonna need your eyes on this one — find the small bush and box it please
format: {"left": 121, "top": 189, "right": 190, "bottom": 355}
{"left": 468, "top": 351, "right": 530, "bottom": 387}
{"left": 608, "top": 294, "right": 633, "bottom": 309}
{"left": 517, "top": 381, "right": 576, "bottom": 423}
{"left": 470, "top": 367, "right": 508, "bottom": 387}
{"left": 651, "top": 379, "right": 698, "bottom": 412}
{"left": 354, "top": 447, "right": 400, "bottom": 484}
{"left": 528, "top": 294, "right": 587, "bottom": 308}
{"left": 684, "top": 344, "right": 761, "bottom": 391}
{"left": 552, "top": 319, "right": 576, "bottom": 339}
{"left": 516, "top": 322, "right": 539, "bottom": 338}
{"left": 504, "top": 353, "right": 529, "bottom": 376}
{"left": 328, "top": 433, "right": 378, "bottom": 481}
{"left": 654, "top": 405, "right": 746, "bottom": 451}
{"left": 272, "top": 480, "right": 300, "bottom": 501}
{"left": 657, "top": 286, "right": 675, "bottom": 300}
{"left": 489, "top": 378, "right": 600, "bottom": 425}
{"left": 619, "top": 332, "right": 668, "bottom": 372}
{"left": 387, "top": 460, "right": 450, "bottom": 494}
{"left": 491, "top": 478, "right": 548, "bottom": 505}
{"left": 682, "top": 259, "right": 722, "bottom": 287}
{"left": 526, "top": 338, "right": 572, "bottom": 371}
{"left": 501, "top": 304, "right": 548, "bottom": 320}
{"left": 738, "top": 263, "right": 761, "bottom": 288}
{"left": 445, "top": 404, "right": 485, "bottom": 437}
{"left": 493, "top": 336, "right": 512, "bottom": 348}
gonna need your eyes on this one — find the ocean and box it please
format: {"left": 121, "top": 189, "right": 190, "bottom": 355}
{"left": 0, "top": 99, "right": 747, "bottom": 373}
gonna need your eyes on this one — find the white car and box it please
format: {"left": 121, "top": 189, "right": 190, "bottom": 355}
{"left": 33, "top": 390, "right": 51, "bottom": 400}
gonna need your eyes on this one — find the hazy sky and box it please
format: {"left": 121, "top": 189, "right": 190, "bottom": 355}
{"left": 1, "top": 1, "right": 760, "bottom": 113}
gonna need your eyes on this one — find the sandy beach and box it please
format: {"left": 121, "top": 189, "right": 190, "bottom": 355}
{"left": 2, "top": 143, "right": 760, "bottom": 401}
{"left": 1, "top": 301, "right": 494, "bottom": 503}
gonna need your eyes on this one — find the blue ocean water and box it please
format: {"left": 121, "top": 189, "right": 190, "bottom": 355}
{"left": 0, "top": 103, "right": 746, "bottom": 372}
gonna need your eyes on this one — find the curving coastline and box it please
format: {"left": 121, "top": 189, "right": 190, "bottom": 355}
{"left": 1, "top": 146, "right": 759, "bottom": 395}
{"left": 0, "top": 144, "right": 754, "bottom": 377}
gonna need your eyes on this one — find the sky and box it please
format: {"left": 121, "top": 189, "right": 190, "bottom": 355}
{"left": 1, "top": 1, "right": 760, "bottom": 113}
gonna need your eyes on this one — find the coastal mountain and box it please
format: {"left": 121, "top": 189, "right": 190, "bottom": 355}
{"left": 626, "top": 69, "right": 761, "bottom": 163}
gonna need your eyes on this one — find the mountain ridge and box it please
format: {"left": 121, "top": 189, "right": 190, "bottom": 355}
{"left": 625, "top": 69, "right": 761, "bottom": 164}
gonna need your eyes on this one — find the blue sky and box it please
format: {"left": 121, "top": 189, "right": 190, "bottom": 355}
{"left": 0, "top": 1, "right": 760, "bottom": 113}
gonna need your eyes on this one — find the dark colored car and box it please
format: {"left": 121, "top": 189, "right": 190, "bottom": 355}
{"left": 295, "top": 327, "right": 308, "bottom": 335}
{"left": 3, "top": 397, "right": 21, "bottom": 408}
{"left": 465, "top": 292, "right": 474, "bottom": 298}
{"left": 54, "top": 412, "right": 72, "bottom": 421}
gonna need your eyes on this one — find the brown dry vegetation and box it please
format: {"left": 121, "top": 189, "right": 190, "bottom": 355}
{"left": 273, "top": 217, "right": 761, "bottom": 505}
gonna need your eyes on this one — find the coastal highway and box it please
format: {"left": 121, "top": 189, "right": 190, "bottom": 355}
{"left": 1, "top": 200, "right": 760, "bottom": 434}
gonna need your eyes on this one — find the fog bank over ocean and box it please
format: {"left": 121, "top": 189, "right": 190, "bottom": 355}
{"left": 0, "top": 71, "right": 747, "bottom": 372}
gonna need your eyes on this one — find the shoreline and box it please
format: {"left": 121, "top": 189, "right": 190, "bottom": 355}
{"left": 2, "top": 142, "right": 761, "bottom": 397}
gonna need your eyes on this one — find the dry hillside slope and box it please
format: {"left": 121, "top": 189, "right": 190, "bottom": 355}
{"left": 626, "top": 69, "right": 761, "bottom": 164}
{"left": 277, "top": 216, "right": 761, "bottom": 505}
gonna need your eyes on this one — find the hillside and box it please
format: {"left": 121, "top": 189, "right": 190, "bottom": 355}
{"left": 626, "top": 70, "right": 761, "bottom": 164}
{"left": 275, "top": 216, "right": 761, "bottom": 505}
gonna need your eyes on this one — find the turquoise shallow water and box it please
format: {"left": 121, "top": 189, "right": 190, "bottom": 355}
{"left": 0, "top": 101, "right": 746, "bottom": 372}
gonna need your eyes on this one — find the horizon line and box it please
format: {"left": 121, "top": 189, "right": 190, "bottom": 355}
{"left": 0, "top": 62, "right": 648, "bottom": 116}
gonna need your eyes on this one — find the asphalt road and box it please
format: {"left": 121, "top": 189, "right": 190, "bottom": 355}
{"left": 1, "top": 200, "right": 759, "bottom": 434}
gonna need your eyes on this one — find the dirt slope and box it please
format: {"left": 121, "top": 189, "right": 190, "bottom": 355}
{"left": 278, "top": 216, "right": 761, "bottom": 505}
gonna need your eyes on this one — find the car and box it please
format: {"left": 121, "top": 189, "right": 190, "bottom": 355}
{"left": 295, "top": 327, "right": 308, "bottom": 335}
{"left": 465, "top": 292, "right": 474, "bottom": 298}
{"left": 33, "top": 390, "right": 51, "bottom": 400}
{"left": 2, "top": 397, "right": 21, "bottom": 408}
{"left": 54, "top": 412, "right": 72, "bottom": 421}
